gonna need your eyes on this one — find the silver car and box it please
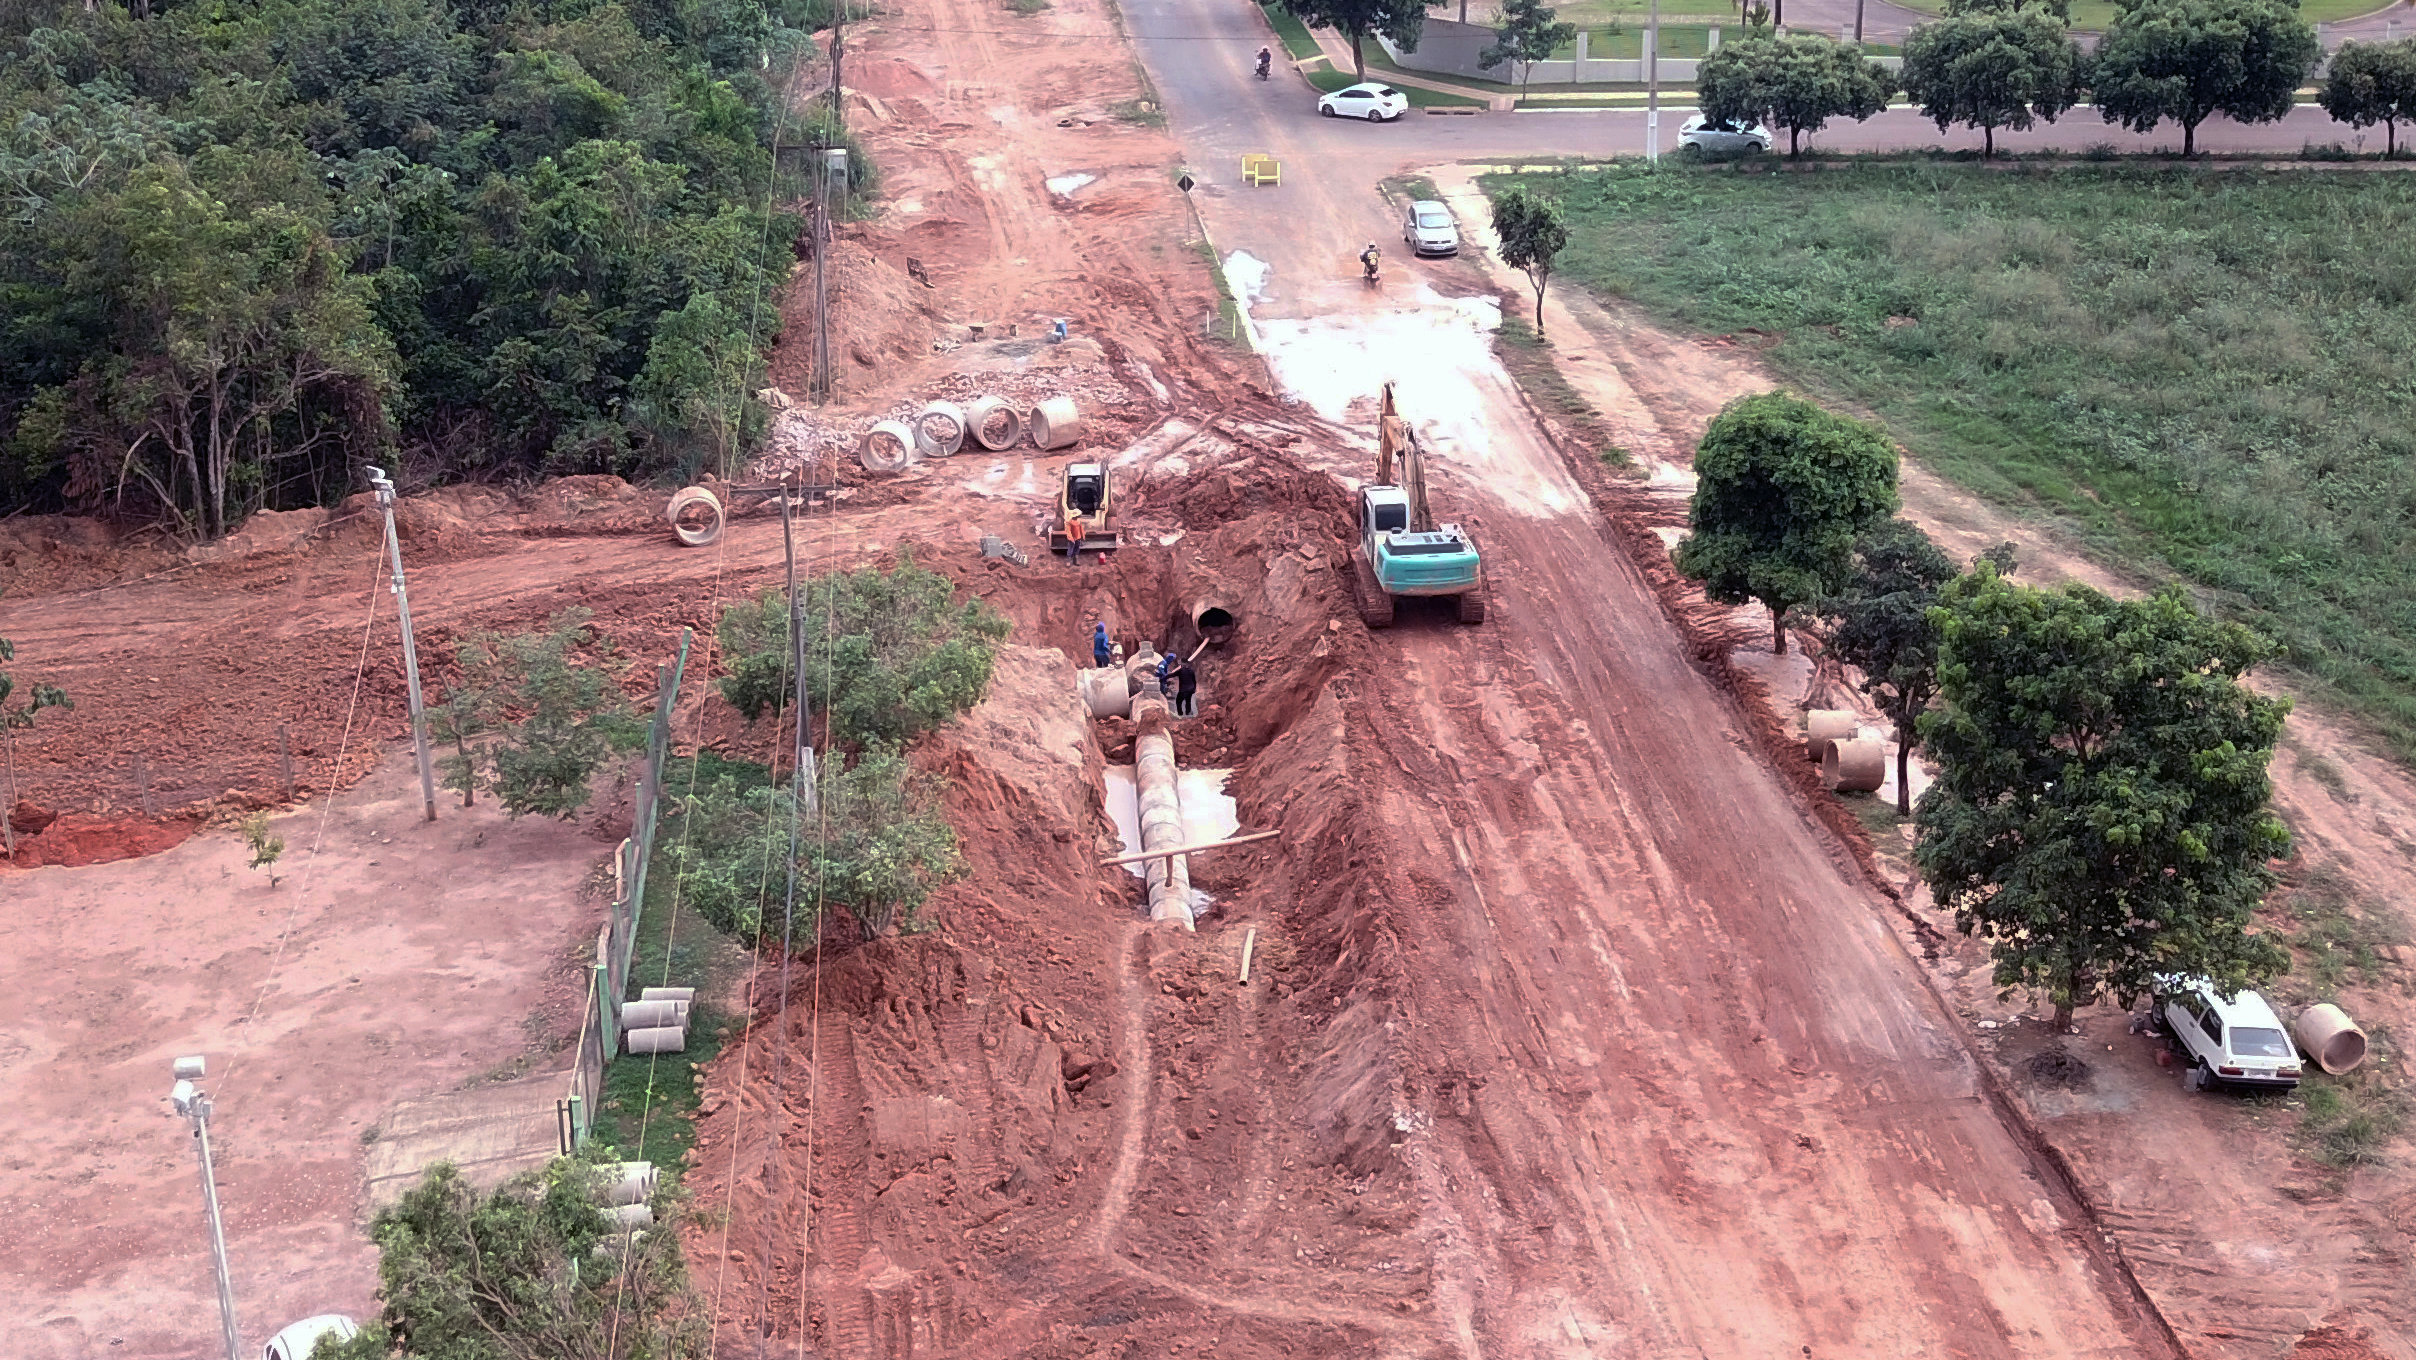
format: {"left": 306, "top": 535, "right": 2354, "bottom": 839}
{"left": 1402, "top": 200, "right": 1458, "bottom": 256}
{"left": 1679, "top": 112, "right": 1774, "bottom": 154}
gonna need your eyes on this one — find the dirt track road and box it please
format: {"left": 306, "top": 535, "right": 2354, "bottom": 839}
{"left": 1126, "top": 7, "right": 2174, "bottom": 1353}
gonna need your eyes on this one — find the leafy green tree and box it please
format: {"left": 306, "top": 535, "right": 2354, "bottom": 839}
{"left": 1914, "top": 564, "right": 2293, "bottom": 1030}
{"left": 320, "top": 1156, "right": 703, "bottom": 1360}
{"left": 1696, "top": 30, "right": 1896, "bottom": 157}
{"left": 1489, "top": 184, "right": 1569, "bottom": 337}
{"left": 1477, "top": 0, "right": 1577, "bottom": 95}
{"left": 1899, "top": 10, "right": 2089, "bottom": 157}
{"left": 437, "top": 610, "right": 635, "bottom": 818}
{"left": 717, "top": 551, "right": 1011, "bottom": 743}
{"left": 666, "top": 746, "right": 962, "bottom": 944}
{"left": 1944, "top": 0, "right": 2071, "bottom": 20}
{"left": 1674, "top": 392, "right": 1900, "bottom": 655}
{"left": 1817, "top": 523, "right": 2012, "bottom": 814}
{"left": 2094, "top": 0, "right": 2318, "bottom": 157}
{"left": 1280, "top": 0, "right": 1445, "bottom": 80}
{"left": 0, "top": 634, "right": 72, "bottom": 857}
{"left": 2319, "top": 38, "right": 2416, "bottom": 156}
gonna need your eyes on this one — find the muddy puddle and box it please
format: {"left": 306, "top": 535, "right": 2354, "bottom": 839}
{"left": 1102, "top": 764, "right": 1239, "bottom": 916}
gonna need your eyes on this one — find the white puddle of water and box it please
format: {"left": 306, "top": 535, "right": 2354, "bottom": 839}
{"left": 958, "top": 458, "right": 1044, "bottom": 501}
{"left": 1045, "top": 172, "right": 1096, "bottom": 195}
{"left": 1222, "top": 250, "right": 1270, "bottom": 307}
{"left": 1102, "top": 766, "right": 1240, "bottom": 917}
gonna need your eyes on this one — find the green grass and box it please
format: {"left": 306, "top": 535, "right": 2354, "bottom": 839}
{"left": 586, "top": 751, "right": 763, "bottom": 1178}
{"left": 1259, "top": 1, "right": 1324, "bottom": 62}
{"left": 1494, "top": 315, "right": 1633, "bottom": 468}
{"left": 1509, "top": 164, "right": 2416, "bottom": 761}
{"left": 2273, "top": 865, "right": 2403, "bottom": 1003}
{"left": 1194, "top": 238, "right": 1254, "bottom": 351}
{"left": 1110, "top": 97, "right": 1165, "bottom": 126}
{"left": 1305, "top": 67, "right": 1487, "bottom": 106}
{"left": 2298, "top": 1075, "right": 2406, "bottom": 1168}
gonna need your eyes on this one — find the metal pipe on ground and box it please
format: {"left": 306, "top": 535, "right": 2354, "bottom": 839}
{"left": 1131, "top": 691, "right": 1193, "bottom": 930}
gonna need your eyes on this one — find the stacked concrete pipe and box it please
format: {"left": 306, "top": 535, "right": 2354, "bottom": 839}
{"left": 620, "top": 999, "right": 687, "bottom": 1031}
{"left": 1131, "top": 689, "right": 1193, "bottom": 930}
{"left": 1821, "top": 737, "right": 1886, "bottom": 793}
{"left": 625, "top": 1026, "right": 686, "bottom": 1054}
{"left": 1805, "top": 710, "right": 1856, "bottom": 761}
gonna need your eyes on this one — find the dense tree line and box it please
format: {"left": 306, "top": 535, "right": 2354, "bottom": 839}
{"left": 0, "top": 0, "right": 826, "bottom": 538}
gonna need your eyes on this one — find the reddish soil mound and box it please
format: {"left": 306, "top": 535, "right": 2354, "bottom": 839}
{"left": 2290, "top": 1324, "right": 2400, "bottom": 1360}
{"left": 3, "top": 812, "right": 200, "bottom": 868}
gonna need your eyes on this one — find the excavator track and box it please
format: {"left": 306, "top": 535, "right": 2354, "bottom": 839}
{"left": 1456, "top": 582, "right": 1487, "bottom": 625}
{"left": 1352, "top": 549, "right": 1394, "bottom": 629}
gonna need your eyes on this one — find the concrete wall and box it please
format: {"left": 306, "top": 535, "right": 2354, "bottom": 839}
{"left": 1378, "top": 19, "right": 1900, "bottom": 86}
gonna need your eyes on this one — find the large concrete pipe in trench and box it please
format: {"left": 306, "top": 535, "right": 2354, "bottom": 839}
{"left": 1131, "top": 691, "right": 1194, "bottom": 931}
{"left": 1189, "top": 599, "right": 1237, "bottom": 644}
{"left": 1079, "top": 666, "right": 1134, "bottom": 719}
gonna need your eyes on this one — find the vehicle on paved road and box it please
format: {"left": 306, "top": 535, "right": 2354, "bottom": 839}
{"left": 2159, "top": 978, "right": 2302, "bottom": 1091}
{"left": 1402, "top": 200, "right": 1459, "bottom": 256}
{"left": 1319, "top": 82, "right": 1409, "bottom": 121}
{"left": 1679, "top": 112, "right": 1774, "bottom": 154}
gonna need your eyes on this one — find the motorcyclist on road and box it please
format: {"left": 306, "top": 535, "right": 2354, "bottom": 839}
{"left": 1360, "top": 242, "right": 1381, "bottom": 280}
{"left": 1256, "top": 46, "right": 1273, "bottom": 78}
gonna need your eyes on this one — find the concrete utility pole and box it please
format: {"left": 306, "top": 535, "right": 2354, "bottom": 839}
{"left": 170, "top": 1056, "right": 241, "bottom": 1360}
{"left": 778, "top": 489, "right": 819, "bottom": 811}
{"left": 366, "top": 468, "right": 438, "bottom": 821}
{"left": 1647, "top": 0, "right": 1661, "bottom": 163}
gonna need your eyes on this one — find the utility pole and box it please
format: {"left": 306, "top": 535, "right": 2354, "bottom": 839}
{"left": 171, "top": 1057, "right": 241, "bottom": 1360}
{"left": 366, "top": 468, "right": 437, "bottom": 822}
{"left": 813, "top": 10, "right": 846, "bottom": 403}
{"left": 1646, "top": 0, "right": 1660, "bottom": 163}
{"left": 778, "top": 490, "right": 819, "bottom": 810}
{"left": 1853, "top": 0, "right": 1865, "bottom": 44}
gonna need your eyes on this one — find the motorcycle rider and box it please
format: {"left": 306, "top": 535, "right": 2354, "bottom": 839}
{"left": 1360, "top": 242, "right": 1381, "bottom": 281}
{"left": 1256, "top": 45, "right": 1272, "bottom": 78}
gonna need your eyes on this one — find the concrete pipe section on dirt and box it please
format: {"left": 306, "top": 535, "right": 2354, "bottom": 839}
{"left": 602, "top": 1162, "right": 658, "bottom": 1207}
{"left": 967, "top": 395, "right": 1024, "bottom": 451}
{"left": 667, "top": 485, "right": 725, "bottom": 547}
{"left": 859, "top": 420, "right": 915, "bottom": 472}
{"left": 916, "top": 401, "right": 968, "bottom": 457}
{"left": 619, "top": 999, "right": 687, "bottom": 1030}
{"left": 1132, "top": 688, "right": 1194, "bottom": 930}
{"left": 2296, "top": 1003, "right": 2368, "bottom": 1074}
{"left": 1805, "top": 709, "right": 1856, "bottom": 761}
{"left": 1821, "top": 737, "right": 1887, "bottom": 793}
{"left": 1032, "top": 395, "right": 1082, "bottom": 450}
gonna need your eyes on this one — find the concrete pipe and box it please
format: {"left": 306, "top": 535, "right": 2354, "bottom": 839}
{"left": 668, "top": 486, "right": 725, "bottom": 548}
{"left": 1131, "top": 693, "right": 1194, "bottom": 930}
{"left": 1032, "top": 396, "right": 1083, "bottom": 451}
{"left": 620, "top": 1000, "right": 687, "bottom": 1030}
{"left": 967, "top": 395, "right": 1024, "bottom": 451}
{"left": 1125, "top": 648, "right": 1163, "bottom": 692}
{"left": 1805, "top": 710, "right": 1857, "bottom": 762}
{"left": 1079, "top": 667, "right": 1134, "bottom": 719}
{"left": 1821, "top": 737, "right": 1887, "bottom": 793}
{"left": 602, "top": 1162, "right": 658, "bottom": 1207}
{"left": 639, "top": 987, "right": 696, "bottom": 1004}
{"left": 2296, "top": 1003, "right": 2368, "bottom": 1075}
{"left": 609, "top": 1203, "right": 655, "bottom": 1232}
{"left": 1190, "top": 600, "right": 1237, "bottom": 638}
{"left": 859, "top": 420, "right": 916, "bottom": 473}
{"left": 624, "top": 1025, "right": 687, "bottom": 1055}
{"left": 915, "top": 401, "right": 968, "bottom": 457}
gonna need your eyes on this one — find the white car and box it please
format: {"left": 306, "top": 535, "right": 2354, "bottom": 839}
{"left": 1679, "top": 112, "right": 1774, "bottom": 154}
{"left": 1318, "top": 82, "right": 1409, "bottom": 122}
{"left": 264, "top": 1315, "right": 360, "bottom": 1360}
{"left": 2160, "top": 978, "right": 2302, "bottom": 1091}
{"left": 1402, "top": 200, "right": 1458, "bottom": 256}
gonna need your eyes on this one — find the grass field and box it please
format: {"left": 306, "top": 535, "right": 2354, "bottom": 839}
{"left": 1259, "top": 1, "right": 1324, "bottom": 62}
{"left": 1306, "top": 66, "right": 1487, "bottom": 105}
{"left": 1507, "top": 165, "right": 2416, "bottom": 757}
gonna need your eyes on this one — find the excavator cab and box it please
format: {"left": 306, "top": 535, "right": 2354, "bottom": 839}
{"left": 1052, "top": 462, "right": 1121, "bottom": 558}
{"left": 1065, "top": 465, "right": 1105, "bottom": 517}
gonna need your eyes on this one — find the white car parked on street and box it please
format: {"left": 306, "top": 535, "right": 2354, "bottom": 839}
{"left": 1319, "top": 82, "right": 1409, "bottom": 122}
{"left": 1679, "top": 112, "right": 1774, "bottom": 154}
{"left": 2160, "top": 978, "right": 2302, "bottom": 1091}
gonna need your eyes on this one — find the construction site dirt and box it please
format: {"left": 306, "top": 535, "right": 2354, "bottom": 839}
{"left": 9, "top": 0, "right": 2416, "bottom": 1351}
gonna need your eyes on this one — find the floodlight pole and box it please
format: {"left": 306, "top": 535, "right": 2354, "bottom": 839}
{"left": 367, "top": 468, "right": 438, "bottom": 822}
{"left": 1646, "top": 0, "right": 1660, "bottom": 164}
{"left": 174, "top": 1062, "right": 241, "bottom": 1360}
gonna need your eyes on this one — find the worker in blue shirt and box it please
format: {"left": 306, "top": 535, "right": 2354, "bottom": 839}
{"left": 1092, "top": 622, "right": 1113, "bottom": 669}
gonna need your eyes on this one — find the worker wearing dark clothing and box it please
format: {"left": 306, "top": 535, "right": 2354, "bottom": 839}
{"left": 1172, "top": 658, "right": 1198, "bottom": 716}
{"left": 1092, "top": 622, "right": 1113, "bottom": 669}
